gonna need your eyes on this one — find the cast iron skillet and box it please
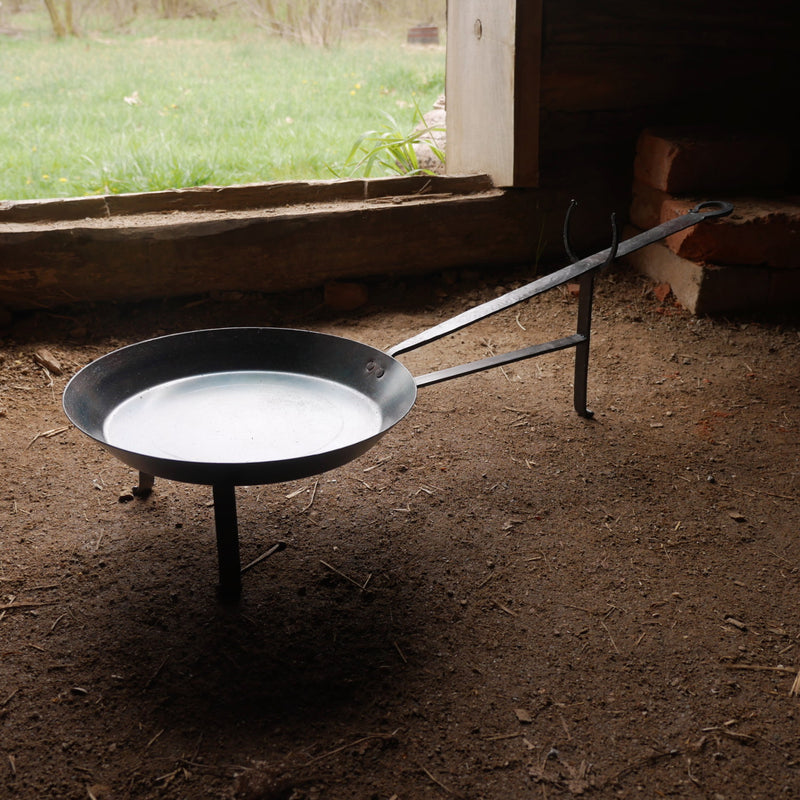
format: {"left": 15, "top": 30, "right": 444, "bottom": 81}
{"left": 63, "top": 326, "right": 416, "bottom": 486}
{"left": 63, "top": 200, "right": 733, "bottom": 598}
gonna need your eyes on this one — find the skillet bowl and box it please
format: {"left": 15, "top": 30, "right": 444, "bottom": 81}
{"left": 63, "top": 327, "right": 417, "bottom": 486}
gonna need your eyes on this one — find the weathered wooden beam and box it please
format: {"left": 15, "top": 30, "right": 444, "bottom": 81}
{"left": 0, "top": 175, "right": 493, "bottom": 224}
{"left": 0, "top": 177, "right": 572, "bottom": 312}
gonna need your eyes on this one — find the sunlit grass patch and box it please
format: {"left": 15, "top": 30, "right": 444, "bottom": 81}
{"left": 0, "top": 13, "right": 445, "bottom": 200}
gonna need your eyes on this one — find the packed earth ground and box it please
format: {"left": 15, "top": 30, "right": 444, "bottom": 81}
{"left": 1, "top": 263, "right": 799, "bottom": 799}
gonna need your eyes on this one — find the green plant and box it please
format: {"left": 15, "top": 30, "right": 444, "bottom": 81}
{"left": 334, "top": 101, "right": 444, "bottom": 177}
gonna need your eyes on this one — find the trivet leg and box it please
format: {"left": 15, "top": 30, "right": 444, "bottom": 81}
{"left": 212, "top": 483, "right": 242, "bottom": 601}
{"left": 133, "top": 471, "right": 155, "bottom": 497}
{"left": 573, "top": 272, "right": 595, "bottom": 419}
{"left": 563, "top": 201, "right": 617, "bottom": 420}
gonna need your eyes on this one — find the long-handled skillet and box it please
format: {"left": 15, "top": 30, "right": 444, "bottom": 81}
{"left": 63, "top": 201, "right": 733, "bottom": 599}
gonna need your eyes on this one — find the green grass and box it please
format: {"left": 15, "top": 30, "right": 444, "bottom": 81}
{"left": 0, "top": 13, "right": 445, "bottom": 200}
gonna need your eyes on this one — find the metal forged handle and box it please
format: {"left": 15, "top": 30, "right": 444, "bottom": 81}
{"left": 386, "top": 200, "right": 733, "bottom": 366}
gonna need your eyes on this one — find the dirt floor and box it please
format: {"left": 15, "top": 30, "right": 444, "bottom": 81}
{"left": 1, "top": 263, "right": 799, "bottom": 800}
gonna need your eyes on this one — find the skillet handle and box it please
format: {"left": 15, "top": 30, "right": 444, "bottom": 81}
{"left": 386, "top": 200, "right": 733, "bottom": 359}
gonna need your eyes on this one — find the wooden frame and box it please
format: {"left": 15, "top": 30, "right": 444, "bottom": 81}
{"left": 446, "top": 0, "right": 541, "bottom": 187}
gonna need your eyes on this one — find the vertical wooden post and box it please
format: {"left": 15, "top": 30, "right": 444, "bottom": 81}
{"left": 446, "top": 0, "right": 542, "bottom": 187}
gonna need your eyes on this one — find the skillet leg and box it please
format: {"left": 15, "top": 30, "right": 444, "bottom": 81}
{"left": 212, "top": 483, "right": 242, "bottom": 602}
{"left": 573, "top": 271, "right": 595, "bottom": 419}
{"left": 133, "top": 471, "right": 155, "bottom": 498}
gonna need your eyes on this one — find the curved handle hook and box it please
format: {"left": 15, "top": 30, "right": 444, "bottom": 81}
{"left": 563, "top": 199, "right": 580, "bottom": 264}
{"left": 604, "top": 212, "right": 619, "bottom": 267}
{"left": 563, "top": 200, "right": 620, "bottom": 267}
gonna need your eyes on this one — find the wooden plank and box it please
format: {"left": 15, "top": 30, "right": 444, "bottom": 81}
{"left": 0, "top": 181, "right": 365, "bottom": 224}
{"left": 513, "top": 0, "right": 541, "bottom": 187}
{"left": 540, "top": 44, "right": 792, "bottom": 114}
{"left": 447, "top": 0, "right": 516, "bottom": 185}
{"left": 0, "top": 175, "right": 493, "bottom": 225}
{"left": 446, "top": 0, "right": 541, "bottom": 187}
{"left": 0, "top": 188, "right": 559, "bottom": 311}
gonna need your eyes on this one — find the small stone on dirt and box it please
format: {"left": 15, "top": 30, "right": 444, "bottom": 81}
{"left": 33, "top": 348, "right": 63, "bottom": 375}
{"left": 515, "top": 708, "right": 533, "bottom": 723}
{"left": 653, "top": 282, "right": 672, "bottom": 302}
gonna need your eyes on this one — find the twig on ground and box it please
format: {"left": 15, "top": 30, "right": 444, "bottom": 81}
{"left": 39, "top": 365, "right": 54, "bottom": 387}
{"left": 476, "top": 571, "right": 495, "bottom": 590}
{"left": 143, "top": 655, "right": 169, "bottom": 690}
{"left": 49, "top": 613, "right": 66, "bottom": 633}
{"left": 687, "top": 758, "right": 703, "bottom": 789}
{"left": 715, "top": 481, "right": 796, "bottom": 502}
{"left": 363, "top": 456, "right": 391, "bottom": 472}
{"left": 393, "top": 641, "right": 408, "bottom": 663}
{"left": 494, "top": 600, "right": 517, "bottom": 617}
{"left": 603, "top": 749, "right": 681, "bottom": 786}
{"left": 241, "top": 541, "right": 286, "bottom": 575}
{"left": 26, "top": 425, "right": 69, "bottom": 449}
{"left": 1, "top": 688, "right": 19, "bottom": 707}
{"left": 483, "top": 731, "right": 524, "bottom": 742}
{"left": 304, "top": 731, "right": 400, "bottom": 765}
{"left": 422, "top": 766, "right": 459, "bottom": 796}
{"left": 557, "top": 602, "right": 595, "bottom": 614}
{"left": 724, "top": 664, "right": 795, "bottom": 674}
{"left": 146, "top": 729, "right": 164, "bottom": 750}
{"left": 600, "top": 620, "right": 621, "bottom": 654}
{"left": 320, "top": 560, "right": 365, "bottom": 591}
{"left": 301, "top": 479, "right": 319, "bottom": 511}
{"left": 701, "top": 726, "right": 757, "bottom": 745}
{"left": 0, "top": 600, "right": 59, "bottom": 612}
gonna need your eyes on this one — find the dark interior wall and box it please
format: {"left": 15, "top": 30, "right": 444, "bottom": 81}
{"left": 535, "top": 1, "right": 798, "bottom": 201}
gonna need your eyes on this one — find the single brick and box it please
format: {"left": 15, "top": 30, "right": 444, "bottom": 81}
{"left": 630, "top": 184, "right": 800, "bottom": 269}
{"left": 633, "top": 127, "right": 792, "bottom": 194}
{"left": 323, "top": 281, "right": 369, "bottom": 311}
